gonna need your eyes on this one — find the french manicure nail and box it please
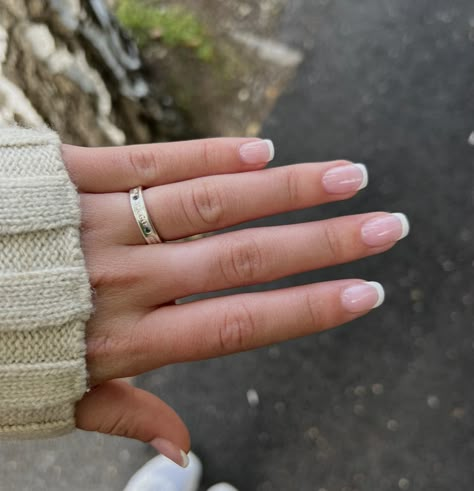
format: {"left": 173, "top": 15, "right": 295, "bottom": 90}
{"left": 322, "top": 163, "right": 368, "bottom": 194}
{"left": 361, "top": 213, "right": 410, "bottom": 247}
{"left": 239, "top": 139, "right": 275, "bottom": 164}
{"left": 150, "top": 438, "right": 189, "bottom": 468}
{"left": 341, "top": 281, "right": 385, "bottom": 313}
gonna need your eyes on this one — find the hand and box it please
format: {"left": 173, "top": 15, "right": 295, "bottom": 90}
{"left": 62, "top": 138, "right": 408, "bottom": 466}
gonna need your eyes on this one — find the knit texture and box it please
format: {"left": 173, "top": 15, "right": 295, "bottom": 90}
{"left": 0, "top": 126, "right": 92, "bottom": 438}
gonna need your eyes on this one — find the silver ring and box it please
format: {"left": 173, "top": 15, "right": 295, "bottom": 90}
{"left": 129, "top": 186, "right": 162, "bottom": 244}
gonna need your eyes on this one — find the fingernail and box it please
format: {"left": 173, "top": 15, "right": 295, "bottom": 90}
{"left": 239, "top": 139, "right": 275, "bottom": 164}
{"left": 150, "top": 438, "right": 189, "bottom": 468}
{"left": 322, "top": 163, "right": 368, "bottom": 194}
{"left": 341, "top": 281, "right": 385, "bottom": 313}
{"left": 361, "top": 213, "right": 410, "bottom": 247}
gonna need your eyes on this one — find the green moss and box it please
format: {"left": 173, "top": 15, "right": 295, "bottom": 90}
{"left": 116, "top": 0, "right": 214, "bottom": 61}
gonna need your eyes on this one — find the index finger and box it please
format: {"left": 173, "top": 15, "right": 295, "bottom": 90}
{"left": 62, "top": 138, "right": 274, "bottom": 192}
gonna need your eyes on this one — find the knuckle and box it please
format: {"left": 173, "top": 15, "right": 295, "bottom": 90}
{"left": 101, "top": 405, "right": 136, "bottom": 438}
{"left": 284, "top": 166, "right": 301, "bottom": 205}
{"left": 218, "top": 302, "right": 257, "bottom": 352}
{"left": 322, "top": 222, "right": 343, "bottom": 261}
{"left": 303, "top": 292, "right": 323, "bottom": 330}
{"left": 200, "top": 139, "right": 218, "bottom": 169}
{"left": 127, "top": 146, "right": 161, "bottom": 184}
{"left": 219, "top": 235, "right": 263, "bottom": 285}
{"left": 189, "top": 179, "right": 225, "bottom": 227}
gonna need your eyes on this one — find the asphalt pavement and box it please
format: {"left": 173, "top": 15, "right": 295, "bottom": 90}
{"left": 140, "top": 1, "right": 474, "bottom": 490}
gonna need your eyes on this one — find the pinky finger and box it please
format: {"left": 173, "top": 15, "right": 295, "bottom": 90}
{"left": 135, "top": 279, "right": 385, "bottom": 370}
{"left": 75, "top": 380, "right": 191, "bottom": 467}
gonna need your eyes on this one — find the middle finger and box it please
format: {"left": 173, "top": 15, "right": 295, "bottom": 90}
{"left": 126, "top": 212, "right": 408, "bottom": 306}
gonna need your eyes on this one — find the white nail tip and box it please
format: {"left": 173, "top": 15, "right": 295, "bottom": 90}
{"left": 180, "top": 450, "right": 190, "bottom": 468}
{"left": 367, "top": 281, "right": 385, "bottom": 309}
{"left": 392, "top": 213, "right": 410, "bottom": 240}
{"left": 354, "top": 163, "right": 369, "bottom": 190}
{"left": 264, "top": 139, "right": 275, "bottom": 161}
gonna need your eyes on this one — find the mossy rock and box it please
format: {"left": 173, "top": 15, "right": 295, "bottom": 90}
{"left": 116, "top": 0, "right": 214, "bottom": 61}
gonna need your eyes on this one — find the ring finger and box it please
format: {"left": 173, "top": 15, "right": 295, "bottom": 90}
{"left": 82, "top": 160, "right": 368, "bottom": 245}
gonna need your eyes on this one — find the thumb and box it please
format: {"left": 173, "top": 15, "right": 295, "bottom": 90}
{"left": 75, "top": 379, "right": 191, "bottom": 467}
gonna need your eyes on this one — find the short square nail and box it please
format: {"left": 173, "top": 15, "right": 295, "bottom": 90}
{"left": 239, "top": 139, "right": 275, "bottom": 164}
{"left": 150, "top": 438, "right": 189, "bottom": 468}
{"left": 361, "top": 213, "right": 410, "bottom": 247}
{"left": 322, "top": 163, "right": 368, "bottom": 194}
{"left": 341, "top": 281, "right": 385, "bottom": 313}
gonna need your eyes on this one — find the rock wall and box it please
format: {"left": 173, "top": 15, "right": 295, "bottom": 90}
{"left": 0, "top": 0, "right": 188, "bottom": 145}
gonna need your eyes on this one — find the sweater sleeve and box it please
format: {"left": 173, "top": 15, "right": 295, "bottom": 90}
{"left": 0, "top": 126, "right": 93, "bottom": 438}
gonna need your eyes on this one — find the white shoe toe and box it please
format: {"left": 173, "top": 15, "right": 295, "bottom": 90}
{"left": 206, "top": 483, "right": 239, "bottom": 491}
{"left": 123, "top": 452, "right": 202, "bottom": 491}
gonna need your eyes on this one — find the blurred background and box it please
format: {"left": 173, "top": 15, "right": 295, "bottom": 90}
{"left": 0, "top": 0, "right": 473, "bottom": 490}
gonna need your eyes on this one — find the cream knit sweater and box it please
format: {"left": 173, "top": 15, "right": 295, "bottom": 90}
{"left": 0, "top": 126, "right": 92, "bottom": 438}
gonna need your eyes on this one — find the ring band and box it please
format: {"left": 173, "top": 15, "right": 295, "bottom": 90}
{"left": 129, "top": 186, "right": 162, "bottom": 244}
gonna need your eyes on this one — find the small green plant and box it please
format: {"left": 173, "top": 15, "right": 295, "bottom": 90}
{"left": 116, "top": 0, "right": 214, "bottom": 61}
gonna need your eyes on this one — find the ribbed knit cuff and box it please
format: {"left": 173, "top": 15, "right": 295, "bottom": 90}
{"left": 0, "top": 126, "right": 92, "bottom": 438}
